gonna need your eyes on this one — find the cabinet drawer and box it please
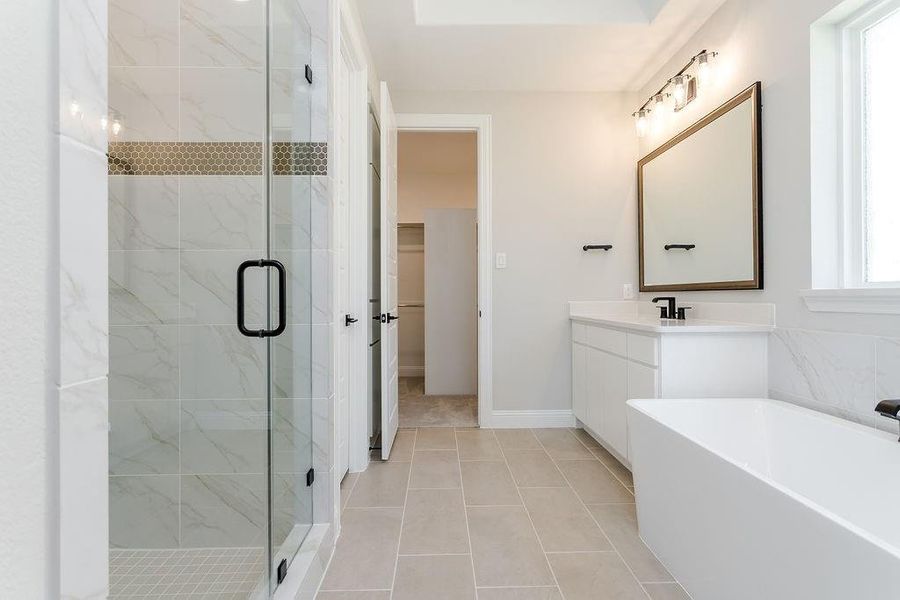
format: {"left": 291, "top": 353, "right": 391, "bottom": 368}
{"left": 627, "top": 333, "right": 659, "bottom": 366}
{"left": 572, "top": 323, "right": 589, "bottom": 344}
{"left": 573, "top": 323, "right": 626, "bottom": 356}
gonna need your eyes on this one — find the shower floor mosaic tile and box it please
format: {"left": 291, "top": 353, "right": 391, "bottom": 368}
{"left": 109, "top": 547, "right": 266, "bottom": 599}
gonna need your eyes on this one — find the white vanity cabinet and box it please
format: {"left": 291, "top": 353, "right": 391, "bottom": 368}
{"left": 571, "top": 315, "right": 770, "bottom": 466}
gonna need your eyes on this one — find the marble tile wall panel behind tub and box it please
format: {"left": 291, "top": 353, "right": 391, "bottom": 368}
{"left": 107, "top": 0, "right": 328, "bottom": 551}
{"left": 768, "top": 327, "right": 900, "bottom": 433}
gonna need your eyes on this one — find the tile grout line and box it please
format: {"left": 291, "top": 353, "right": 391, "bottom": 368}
{"left": 575, "top": 430, "right": 634, "bottom": 490}
{"left": 388, "top": 427, "right": 417, "bottom": 599}
{"left": 491, "top": 428, "right": 566, "bottom": 599}
{"left": 544, "top": 429, "right": 655, "bottom": 600}
{"left": 568, "top": 431, "right": 683, "bottom": 595}
{"left": 566, "top": 429, "right": 634, "bottom": 495}
{"left": 455, "top": 429, "right": 480, "bottom": 599}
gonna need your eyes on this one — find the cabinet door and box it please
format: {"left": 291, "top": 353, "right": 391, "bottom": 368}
{"left": 572, "top": 343, "right": 587, "bottom": 424}
{"left": 626, "top": 361, "right": 659, "bottom": 459}
{"left": 584, "top": 347, "right": 605, "bottom": 436}
{"left": 599, "top": 352, "right": 629, "bottom": 459}
{"left": 627, "top": 360, "right": 658, "bottom": 401}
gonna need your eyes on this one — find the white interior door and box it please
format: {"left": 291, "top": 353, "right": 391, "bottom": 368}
{"left": 380, "top": 82, "right": 399, "bottom": 460}
{"left": 335, "top": 48, "right": 352, "bottom": 478}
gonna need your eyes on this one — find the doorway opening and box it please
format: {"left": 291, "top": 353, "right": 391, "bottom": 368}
{"left": 349, "top": 108, "right": 493, "bottom": 464}
{"left": 397, "top": 132, "right": 479, "bottom": 427}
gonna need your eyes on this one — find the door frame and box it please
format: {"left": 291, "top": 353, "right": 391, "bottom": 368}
{"left": 334, "top": 36, "right": 353, "bottom": 481}
{"left": 337, "top": 9, "right": 372, "bottom": 476}
{"left": 394, "top": 113, "right": 493, "bottom": 428}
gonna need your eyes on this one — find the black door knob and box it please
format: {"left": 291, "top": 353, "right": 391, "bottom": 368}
{"left": 345, "top": 314, "right": 358, "bottom": 327}
{"left": 386, "top": 312, "right": 399, "bottom": 323}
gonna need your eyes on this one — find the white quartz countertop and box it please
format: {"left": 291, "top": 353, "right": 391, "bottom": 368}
{"left": 570, "top": 313, "right": 774, "bottom": 334}
{"left": 568, "top": 301, "right": 776, "bottom": 334}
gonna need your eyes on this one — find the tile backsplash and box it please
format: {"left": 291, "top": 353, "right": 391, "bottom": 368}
{"left": 769, "top": 327, "right": 900, "bottom": 433}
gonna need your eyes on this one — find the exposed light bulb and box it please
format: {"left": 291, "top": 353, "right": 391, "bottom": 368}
{"left": 111, "top": 120, "right": 122, "bottom": 136}
{"left": 652, "top": 93, "right": 668, "bottom": 127}
{"left": 697, "top": 51, "right": 717, "bottom": 88}
{"left": 634, "top": 109, "right": 650, "bottom": 138}
{"left": 671, "top": 76, "right": 688, "bottom": 106}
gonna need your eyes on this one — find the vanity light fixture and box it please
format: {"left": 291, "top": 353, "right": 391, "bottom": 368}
{"left": 652, "top": 93, "right": 669, "bottom": 127}
{"left": 670, "top": 75, "right": 691, "bottom": 108}
{"left": 696, "top": 50, "right": 718, "bottom": 88}
{"left": 634, "top": 108, "right": 651, "bottom": 137}
{"left": 632, "top": 49, "right": 718, "bottom": 135}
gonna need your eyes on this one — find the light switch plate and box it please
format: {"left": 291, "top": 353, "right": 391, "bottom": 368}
{"left": 623, "top": 284, "right": 635, "bottom": 299}
{"left": 495, "top": 252, "right": 507, "bottom": 269}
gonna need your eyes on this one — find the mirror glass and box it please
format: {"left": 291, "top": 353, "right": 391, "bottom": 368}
{"left": 639, "top": 82, "right": 762, "bottom": 291}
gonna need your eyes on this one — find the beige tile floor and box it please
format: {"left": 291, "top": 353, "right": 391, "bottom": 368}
{"left": 399, "top": 377, "right": 478, "bottom": 428}
{"left": 319, "top": 427, "right": 691, "bottom": 600}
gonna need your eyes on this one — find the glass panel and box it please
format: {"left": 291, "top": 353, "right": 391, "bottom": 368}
{"left": 863, "top": 8, "right": 900, "bottom": 283}
{"left": 107, "top": 0, "right": 315, "bottom": 595}
{"left": 106, "top": 0, "right": 272, "bottom": 596}
{"left": 268, "top": 0, "right": 314, "bottom": 592}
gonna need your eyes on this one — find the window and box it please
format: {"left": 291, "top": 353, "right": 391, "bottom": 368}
{"left": 805, "top": 0, "right": 900, "bottom": 312}
{"left": 861, "top": 7, "right": 900, "bottom": 283}
{"left": 846, "top": 1, "right": 900, "bottom": 287}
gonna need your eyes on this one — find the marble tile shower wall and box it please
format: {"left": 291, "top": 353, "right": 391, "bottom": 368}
{"left": 769, "top": 328, "right": 900, "bottom": 433}
{"left": 59, "top": 0, "right": 111, "bottom": 597}
{"left": 106, "top": 0, "right": 332, "bottom": 550}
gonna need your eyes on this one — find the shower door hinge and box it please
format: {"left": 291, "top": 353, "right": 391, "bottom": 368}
{"left": 277, "top": 558, "right": 288, "bottom": 584}
{"left": 305, "top": 65, "right": 313, "bottom": 84}
{"left": 306, "top": 467, "right": 315, "bottom": 487}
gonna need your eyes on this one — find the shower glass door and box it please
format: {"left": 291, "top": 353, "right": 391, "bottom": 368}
{"left": 267, "top": 0, "right": 315, "bottom": 593}
{"left": 106, "top": 0, "right": 313, "bottom": 597}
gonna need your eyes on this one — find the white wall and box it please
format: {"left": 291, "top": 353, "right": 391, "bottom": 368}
{"left": 635, "top": 0, "right": 900, "bottom": 336}
{"left": 393, "top": 91, "right": 639, "bottom": 411}
{"left": 340, "top": 0, "right": 381, "bottom": 114}
{"left": 635, "top": 0, "right": 900, "bottom": 427}
{"left": 398, "top": 131, "right": 478, "bottom": 222}
{"left": 0, "top": 2, "right": 57, "bottom": 597}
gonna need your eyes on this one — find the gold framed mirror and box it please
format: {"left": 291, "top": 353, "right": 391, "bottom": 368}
{"left": 638, "top": 82, "right": 763, "bottom": 292}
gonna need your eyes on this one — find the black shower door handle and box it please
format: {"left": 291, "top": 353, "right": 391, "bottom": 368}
{"left": 237, "top": 259, "right": 287, "bottom": 338}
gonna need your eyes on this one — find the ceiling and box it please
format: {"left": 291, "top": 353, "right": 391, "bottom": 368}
{"left": 354, "top": 0, "right": 728, "bottom": 92}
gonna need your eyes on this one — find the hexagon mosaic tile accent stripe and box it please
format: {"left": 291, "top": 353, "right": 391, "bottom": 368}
{"left": 107, "top": 142, "right": 328, "bottom": 176}
{"left": 272, "top": 141, "right": 328, "bottom": 175}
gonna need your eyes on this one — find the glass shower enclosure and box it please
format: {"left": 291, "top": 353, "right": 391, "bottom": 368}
{"left": 107, "top": 1, "right": 317, "bottom": 596}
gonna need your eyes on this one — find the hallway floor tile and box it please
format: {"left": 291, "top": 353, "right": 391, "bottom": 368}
{"left": 321, "top": 427, "right": 690, "bottom": 600}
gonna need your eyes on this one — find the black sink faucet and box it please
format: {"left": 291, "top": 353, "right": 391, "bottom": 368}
{"left": 875, "top": 399, "right": 900, "bottom": 441}
{"left": 652, "top": 297, "right": 677, "bottom": 319}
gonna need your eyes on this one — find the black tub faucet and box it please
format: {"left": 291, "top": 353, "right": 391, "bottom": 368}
{"left": 875, "top": 399, "right": 900, "bottom": 441}
{"left": 652, "top": 297, "right": 677, "bottom": 319}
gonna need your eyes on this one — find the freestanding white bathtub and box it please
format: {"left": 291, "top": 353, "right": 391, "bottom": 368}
{"left": 627, "top": 398, "right": 900, "bottom": 600}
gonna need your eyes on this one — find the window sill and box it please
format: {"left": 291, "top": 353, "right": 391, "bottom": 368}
{"left": 801, "top": 288, "right": 900, "bottom": 315}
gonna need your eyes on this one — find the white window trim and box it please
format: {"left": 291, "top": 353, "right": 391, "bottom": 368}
{"left": 805, "top": 0, "right": 900, "bottom": 314}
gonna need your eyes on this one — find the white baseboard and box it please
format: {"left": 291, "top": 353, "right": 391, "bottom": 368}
{"left": 399, "top": 366, "right": 424, "bottom": 377}
{"left": 488, "top": 409, "right": 576, "bottom": 429}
